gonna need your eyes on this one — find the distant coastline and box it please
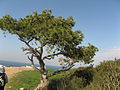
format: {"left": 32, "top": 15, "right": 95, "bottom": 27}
{"left": 0, "top": 60, "right": 60, "bottom": 70}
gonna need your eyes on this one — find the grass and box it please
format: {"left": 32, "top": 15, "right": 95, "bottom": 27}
{"left": 6, "top": 69, "right": 55, "bottom": 90}
{"left": 5, "top": 59, "right": 120, "bottom": 90}
{"left": 6, "top": 70, "right": 40, "bottom": 90}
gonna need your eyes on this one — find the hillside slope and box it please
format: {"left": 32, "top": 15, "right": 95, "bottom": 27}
{"left": 44, "top": 59, "right": 120, "bottom": 90}
{"left": 5, "top": 59, "right": 120, "bottom": 90}
{"left": 85, "top": 59, "right": 120, "bottom": 90}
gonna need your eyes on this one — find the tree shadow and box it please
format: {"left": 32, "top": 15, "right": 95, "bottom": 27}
{"left": 69, "top": 67, "right": 94, "bottom": 86}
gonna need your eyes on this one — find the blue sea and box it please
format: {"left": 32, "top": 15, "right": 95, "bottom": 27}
{"left": 0, "top": 60, "right": 60, "bottom": 70}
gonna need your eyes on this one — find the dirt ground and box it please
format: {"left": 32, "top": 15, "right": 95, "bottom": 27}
{"left": 5, "top": 66, "right": 34, "bottom": 78}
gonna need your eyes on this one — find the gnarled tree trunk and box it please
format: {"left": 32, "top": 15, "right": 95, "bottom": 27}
{"left": 35, "top": 74, "right": 49, "bottom": 90}
{"left": 35, "top": 59, "right": 49, "bottom": 90}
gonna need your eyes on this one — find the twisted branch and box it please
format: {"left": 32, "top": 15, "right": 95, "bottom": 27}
{"left": 27, "top": 54, "right": 42, "bottom": 72}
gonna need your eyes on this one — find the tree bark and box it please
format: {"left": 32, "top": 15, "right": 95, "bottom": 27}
{"left": 35, "top": 58, "right": 49, "bottom": 90}
{"left": 35, "top": 74, "right": 49, "bottom": 90}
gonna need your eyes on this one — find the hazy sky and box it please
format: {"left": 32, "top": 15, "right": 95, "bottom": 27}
{"left": 0, "top": 0, "right": 120, "bottom": 66}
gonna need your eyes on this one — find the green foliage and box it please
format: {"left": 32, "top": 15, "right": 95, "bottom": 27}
{"left": 44, "top": 67, "right": 94, "bottom": 90}
{"left": 45, "top": 59, "right": 120, "bottom": 90}
{"left": 5, "top": 67, "right": 94, "bottom": 90}
{"left": 0, "top": 9, "right": 98, "bottom": 65}
{"left": 0, "top": 10, "right": 98, "bottom": 89}
{"left": 84, "top": 59, "right": 120, "bottom": 90}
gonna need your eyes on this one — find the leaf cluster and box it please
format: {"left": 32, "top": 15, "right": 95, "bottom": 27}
{"left": 0, "top": 9, "right": 98, "bottom": 64}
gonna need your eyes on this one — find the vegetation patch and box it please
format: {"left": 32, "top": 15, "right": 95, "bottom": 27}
{"left": 84, "top": 59, "right": 120, "bottom": 90}
{"left": 6, "top": 70, "right": 40, "bottom": 90}
{"left": 5, "top": 59, "right": 120, "bottom": 90}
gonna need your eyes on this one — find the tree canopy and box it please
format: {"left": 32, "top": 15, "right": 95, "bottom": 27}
{"left": 0, "top": 9, "right": 98, "bottom": 75}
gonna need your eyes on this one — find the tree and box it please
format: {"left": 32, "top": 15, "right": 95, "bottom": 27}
{"left": 0, "top": 9, "right": 98, "bottom": 90}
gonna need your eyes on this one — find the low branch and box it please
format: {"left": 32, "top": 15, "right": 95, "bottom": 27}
{"left": 47, "top": 65, "right": 74, "bottom": 78}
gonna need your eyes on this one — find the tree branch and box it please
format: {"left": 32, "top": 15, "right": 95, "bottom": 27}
{"left": 19, "top": 38, "right": 41, "bottom": 59}
{"left": 19, "top": 38, "right": 47, "bottom": 73}
{"left": 28, "top": 38, "right": 34, "bottom": 43}
{"left": 42, "top": 52, "right": 62, "bottom": 60}
{"left": 47, "top": 65, "right": 74, "bottom": 78}
{"left": 48, "top": 58, "right": 75, "bottom": 77}
{"left": 27, "top": 55, "right": 42, "bottom": 72}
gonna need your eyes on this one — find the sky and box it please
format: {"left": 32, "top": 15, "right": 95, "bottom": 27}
{"left": 0, "top": 0, "right": 120, "bottom": 66}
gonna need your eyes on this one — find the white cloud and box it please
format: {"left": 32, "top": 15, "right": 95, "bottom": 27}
{"left": 93, "top": 47, "right": 120, "bottom": 65}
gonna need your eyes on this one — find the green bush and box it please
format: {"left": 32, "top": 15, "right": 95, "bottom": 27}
{"left": 44, "top": 66, "right": 94, "bottom": 90}
{"left": 45, "top": 59, "right": 120, "bottom": 90}
{"left": 85, "top": 59, "right": 120, "bottom": 90}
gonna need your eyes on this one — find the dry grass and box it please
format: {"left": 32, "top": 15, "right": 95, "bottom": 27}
{"left": 5, "top": 66, "right": 34, "bottom": 78}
